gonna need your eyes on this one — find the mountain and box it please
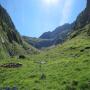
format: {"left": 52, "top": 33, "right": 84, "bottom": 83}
{"left": 1, "top": 1, "right": 90, "bottom": 90}
{"left": 40, "top": 23, "right": 73, "bottom": 39}
{"left": 0, "top": 5, "right": 38, "bottom": 58}
{"left": 40, "top": 23, "right": 74, "bottom": 45}
{"left": 23, "top": 36, "right": 54, "bottom": 49}
{"left": 74, "top": 0, "right": 90, "bottom": 29}
{"left": 27, "top": 0, "right": 89, "bottom": 49}
{"left": 70, "top": 0, "right": 90, "bottom": 39}
{"left": 23, "top": 23, "right": 74, "bottom": 49}
{"left": 0, "top": 0, "right": 90, "bottom": 90}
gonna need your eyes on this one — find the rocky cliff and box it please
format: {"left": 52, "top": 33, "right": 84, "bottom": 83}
{"left": 75, "top": 0, "right": 90, "bottom": 29}
{"left": 70, "top": 0, "right": 90, "bottom": 38}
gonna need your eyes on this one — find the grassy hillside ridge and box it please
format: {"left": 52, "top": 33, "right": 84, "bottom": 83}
{"left": 0, "top": 4, "right": 38, "bottom": 58}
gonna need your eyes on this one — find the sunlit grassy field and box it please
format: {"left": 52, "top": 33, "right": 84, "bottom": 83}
{"left": 0, "top": 25, "right": 90, "bottom": 90}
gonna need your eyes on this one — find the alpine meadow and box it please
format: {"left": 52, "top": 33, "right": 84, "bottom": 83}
{"left": 0, "top": 0, "right": 90, "bottom": 90}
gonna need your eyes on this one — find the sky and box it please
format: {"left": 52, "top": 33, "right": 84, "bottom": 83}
{"left": 0, "top": 0, "right": 86, "bottom": 37}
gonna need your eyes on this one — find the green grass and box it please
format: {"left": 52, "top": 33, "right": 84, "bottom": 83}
{"left": 0, "top": 25, "right": 90, "bottom": 90}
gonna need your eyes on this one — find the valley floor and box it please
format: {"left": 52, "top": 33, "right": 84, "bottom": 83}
{"left": 0, "top": 26, "right": 90, "bottom": 90}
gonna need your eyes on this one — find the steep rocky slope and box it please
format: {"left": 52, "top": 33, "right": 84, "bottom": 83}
{"left": 74, "top": 0, "right": 90, "bottom": 29}
{"left": 0, "top": 5, "right": 38, "bottom": 58}
{"left": 70, "top": 0, "right": 90, "bottom": 38}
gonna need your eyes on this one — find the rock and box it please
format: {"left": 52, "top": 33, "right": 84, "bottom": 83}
{"left": 80, "top": 46, "right": 90, "bottom": 52}
{"left": 0, "top": 63, "right": 22, "bottom": 68}
{"left": 85, "top": 47, "right": 90, "bottom": 49}
{"left": 75, "top": 0, "right": 90, "bottom": 29}
{"left": 19, "top": 55, "right": 26, "bottom": 59}
{"left": 40, "top": 73, "right": 46, "bottom": 80}
{"left": 80, "top": 49, "right": 84, "bottom": 52}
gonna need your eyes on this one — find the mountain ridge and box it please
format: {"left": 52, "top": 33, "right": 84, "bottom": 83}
{"left": 23, "top": 0, "right": 89, "bottom": 49}
{"left": 0, "top": 4, "right": 38, "bottom": 58}
{"left": 74, "top": 0, "right": 90, "bottom": 29}
{"left": 23, "top": 22, "right": 74, "bottom": 49}
{"left": 70, "top": 0, "right": 90, "bottom": 39}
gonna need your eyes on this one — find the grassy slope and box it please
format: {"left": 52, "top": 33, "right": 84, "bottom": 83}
{"left": 0, "top": 4, "right": 39, "bottom": 58}
{"left": 0, "top": 24, "right": 39, "bottom": 58}
{"left": 0, "top": 25, "right": 90, "bottom": 90}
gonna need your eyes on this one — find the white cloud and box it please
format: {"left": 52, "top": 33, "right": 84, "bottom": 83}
{"left": 60, "top": 0, "right": 74, "bottom": 25}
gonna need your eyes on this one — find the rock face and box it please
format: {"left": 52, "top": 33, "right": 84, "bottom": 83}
{"left": 87, "top": 0, "right": 90, "bottom": 10}
{"left": 0, "top": 4, "right": 38, "bottom": 58}
{"left": 75, "top": 0, "right": 90, "bottom": 29}
{"left": 70, "top": 0, "right": 90, "bottom": 39}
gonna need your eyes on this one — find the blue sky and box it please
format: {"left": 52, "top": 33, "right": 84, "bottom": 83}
{"left": 0, "top": 0, "right": 86, "bottom": 37}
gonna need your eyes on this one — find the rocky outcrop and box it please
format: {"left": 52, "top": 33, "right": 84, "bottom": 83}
{"left": 86, "top": 0, "right": 90, "bottom": 10}
{"left": 75, "top": 0, "right": 90, "bottom": 29}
